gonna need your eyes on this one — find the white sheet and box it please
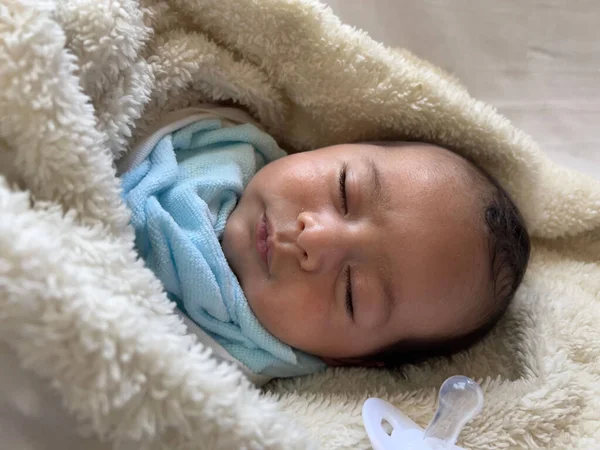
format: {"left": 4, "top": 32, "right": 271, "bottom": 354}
{"left": 326, "top": 0, "right": 600, "bottom": 179}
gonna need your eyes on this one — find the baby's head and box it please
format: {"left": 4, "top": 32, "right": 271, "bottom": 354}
{"left": 222, "top": 142, "right": 530, "bottom": 367}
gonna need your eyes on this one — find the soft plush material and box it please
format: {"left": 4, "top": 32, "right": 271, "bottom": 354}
{"left": 121, "top": 113, "right": 324, "bottom": 379}
{"left": 0, "top": 0, "right": 598, "bottom": 449}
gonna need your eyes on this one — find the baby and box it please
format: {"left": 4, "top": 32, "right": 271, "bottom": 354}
{"left": 120, "top": 106, "right": 530, "bottom": 384}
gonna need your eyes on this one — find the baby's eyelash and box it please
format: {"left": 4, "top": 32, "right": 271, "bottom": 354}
{"left": 338, "top": 164, "right": 348, "bottom": 214}
{"left": 345, "top": 266, "right": 354, "bottom": 319}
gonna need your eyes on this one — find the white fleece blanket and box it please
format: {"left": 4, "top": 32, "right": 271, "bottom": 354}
{"left": 0, "top": 1, "right": 599, "bottom": 449}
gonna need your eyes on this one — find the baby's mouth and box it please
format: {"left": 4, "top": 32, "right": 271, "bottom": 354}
{"left": 255, "top": 212, "right": 272, "bottom": 274}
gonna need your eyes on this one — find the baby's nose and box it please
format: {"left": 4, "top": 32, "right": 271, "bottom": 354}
{"left": 296, "top": 211, "right": 347, "bottom": 273}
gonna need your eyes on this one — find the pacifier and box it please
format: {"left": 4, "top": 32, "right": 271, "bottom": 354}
{"left": 362, "top": 376, "right": 484, "bottom": 450}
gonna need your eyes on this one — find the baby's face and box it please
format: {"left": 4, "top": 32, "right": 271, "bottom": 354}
{"left": 222, "top": 143, "right": 490, "bottom": 361}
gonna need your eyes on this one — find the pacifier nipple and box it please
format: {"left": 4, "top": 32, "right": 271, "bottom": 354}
{"left": 423, "top": 376, "right": 484, "bottom": 447}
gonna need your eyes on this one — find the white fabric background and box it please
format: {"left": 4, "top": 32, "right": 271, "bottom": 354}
{"left": 326, "top": 0, "right": 600, "bottom": 179}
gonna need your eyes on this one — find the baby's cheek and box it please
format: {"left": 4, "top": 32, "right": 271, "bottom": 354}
{"left": 250, "top": 281, "right": 326, "bottom": 348}
{"left": 279, "top": 286, "right": 330, "bottom": 341}
{"left": 245, "top": 281, "right": 293, "bottom": 339}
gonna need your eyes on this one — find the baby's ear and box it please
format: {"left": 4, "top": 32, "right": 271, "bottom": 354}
{"left": 321, "top": 357, "right": 385, "bottom": 368}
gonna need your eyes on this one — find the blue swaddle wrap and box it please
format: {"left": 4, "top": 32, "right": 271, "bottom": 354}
{"left": 121, "top": 118, "right": 325, "bottom": 378}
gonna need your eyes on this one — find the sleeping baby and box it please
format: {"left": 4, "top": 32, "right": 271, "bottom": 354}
{"left": 119, "top": 105, "right": 530, "bottom": 385}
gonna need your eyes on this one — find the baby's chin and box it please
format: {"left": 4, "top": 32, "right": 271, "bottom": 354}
{"left": 221, "top": 219, "right": 244, "bottom": 283}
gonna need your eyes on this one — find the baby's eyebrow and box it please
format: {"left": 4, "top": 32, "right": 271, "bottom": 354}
{"left": 362, "top": 156, "right": 395, "bottom": 325}
{"left": 370, "top": 236, "right": 395, "bottom": 327}
{"left": 363, "top": 156, "right": 390, "bottom": 211}
{"left": 380, "top": 261, "right": 395, "bottom": 325}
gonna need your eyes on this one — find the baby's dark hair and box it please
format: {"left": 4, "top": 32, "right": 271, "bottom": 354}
{"left": 363, "top": 153, "right": 531, "bottom": 367}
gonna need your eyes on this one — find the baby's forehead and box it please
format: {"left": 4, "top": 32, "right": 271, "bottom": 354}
{"left": 347, "top": 141, "right": 477, "bottom": 172}
{"left": 376, "top": 141, "right": 473, "bottom": 167}
{"left": 373, "top": 143, "right": 484, "bottom": 194}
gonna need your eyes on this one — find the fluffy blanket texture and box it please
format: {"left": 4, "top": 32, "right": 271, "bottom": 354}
{"left": 0, "top": 0, "right": 599, "bottom": 449}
